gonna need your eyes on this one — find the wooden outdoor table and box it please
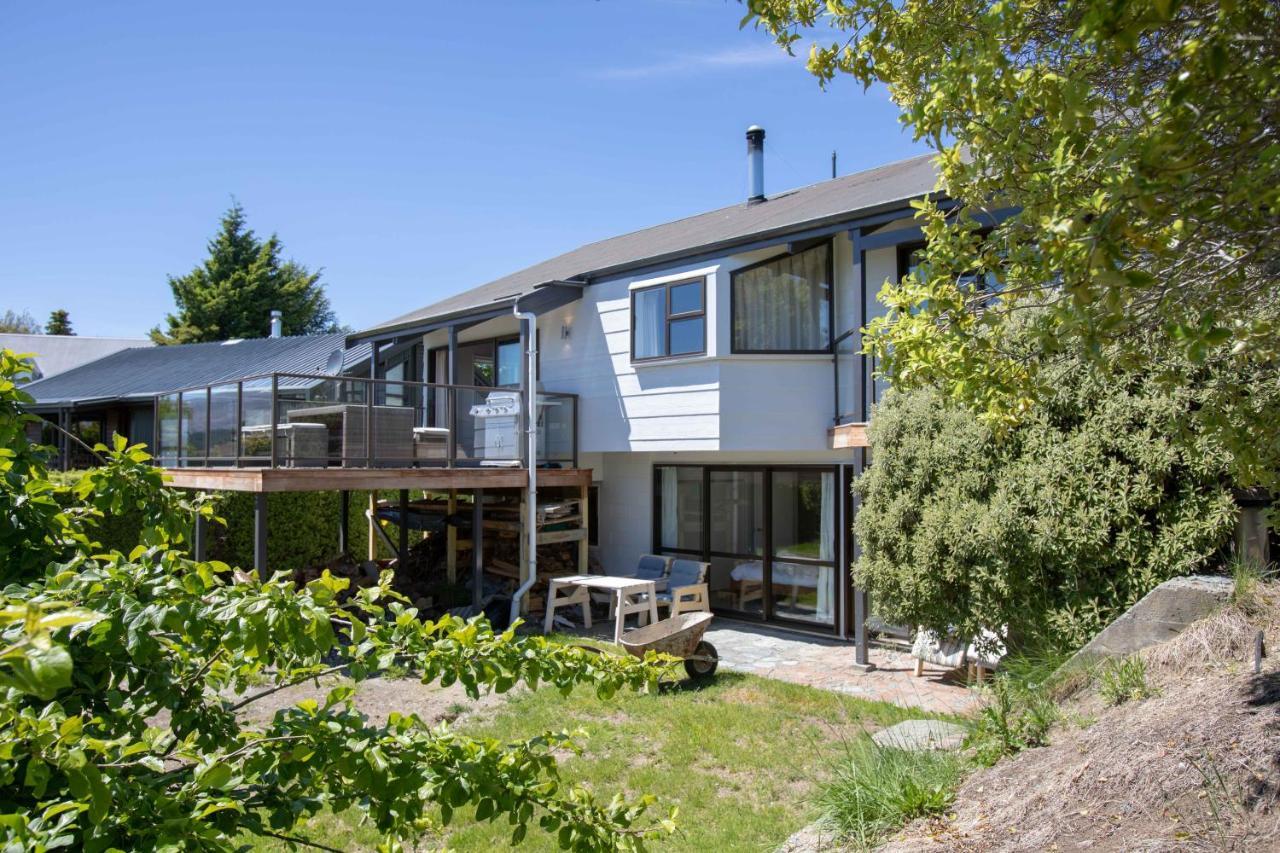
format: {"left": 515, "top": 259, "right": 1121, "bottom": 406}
{"left": 543, "top": 575, "right": 658, "bottom": 644}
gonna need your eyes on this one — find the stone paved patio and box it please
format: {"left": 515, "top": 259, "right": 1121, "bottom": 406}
{"left": 554, "top": 615, "right": 979, "bottom": 716}
{"left": 704, "top": 620, "right": 980, "bottom": 716}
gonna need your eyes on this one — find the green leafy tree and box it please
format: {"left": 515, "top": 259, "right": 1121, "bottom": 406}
{"left": 152, "top": 203, "right": 340, "bottom": 344}
{"left": 44, "top": 310, "right": 74, "bottom": 336}
{"left": 853, "top": 327, "right": 1248, "bottom": 652}
{"left": 748, "top": 0, "right": 1280, "bottom": 495}
{"left": 0, "top": 310, "right": 41, "bottom": 334}
{"left": 0, "top": 350, "right": 673, "bottom": 851}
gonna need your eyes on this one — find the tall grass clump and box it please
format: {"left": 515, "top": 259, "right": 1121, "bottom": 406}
{"left": 1097, "top": 656, "right": 1157, "bottom": 705}
{"left": 1231, "top": 555, "right": 1278, "bottom": 609}
{"left": 819, "top": 739, "right": 967, "bottom": 848}
{"left": 968, "top": 650, "right": 1065, "bottom": 765}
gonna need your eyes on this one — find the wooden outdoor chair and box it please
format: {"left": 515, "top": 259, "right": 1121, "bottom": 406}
{"left": 653, "top": 558, "right": 710, "bottom": 618}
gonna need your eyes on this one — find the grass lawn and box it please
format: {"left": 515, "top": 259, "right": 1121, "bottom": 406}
{"left": 251, "top": 671, "right": 948, "bottom": 852}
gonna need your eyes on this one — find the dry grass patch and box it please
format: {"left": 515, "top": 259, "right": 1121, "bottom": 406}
{"left": 882, "top": 581, "right": 1280, "bottom": 852}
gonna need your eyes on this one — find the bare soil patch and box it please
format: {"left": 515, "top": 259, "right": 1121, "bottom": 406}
{"left": 235, "top": 673, "right": 514, "bottom": 728}
{"left": 882, "top": 587, "right": 1280, "bottom": 852}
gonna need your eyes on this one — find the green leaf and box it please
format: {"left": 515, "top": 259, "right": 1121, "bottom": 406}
{"left": 196, "top": 762, "right": 233, "bottom": 791}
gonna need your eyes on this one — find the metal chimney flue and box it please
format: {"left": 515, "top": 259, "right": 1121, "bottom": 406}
{"left": 746, "top": 125, "right": 765, "bottom": 204}
{"left": 269, "top": 310, "right": 282, "bottom": 338}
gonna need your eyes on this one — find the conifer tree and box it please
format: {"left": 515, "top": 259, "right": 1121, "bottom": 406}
{"left": 44, "top": 309, "right": 73, "bottom": 336}
{"left": 151, "top": 203, "right": 338, "bottom": 344}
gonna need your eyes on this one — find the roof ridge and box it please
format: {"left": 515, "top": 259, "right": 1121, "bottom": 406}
{"left": 570, "top": 151, "right": 936, "bottom": 254}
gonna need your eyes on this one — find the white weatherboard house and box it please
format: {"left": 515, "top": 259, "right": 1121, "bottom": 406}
{"left": 349, "top": 129, "right": 955, "bottom": 648}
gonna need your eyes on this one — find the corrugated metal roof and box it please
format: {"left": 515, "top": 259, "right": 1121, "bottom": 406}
{"left": 21, "top": 334, "right": 372, "bottom": 408}
{"left": 355, "top": 153, "right": 938, "bottom": 339}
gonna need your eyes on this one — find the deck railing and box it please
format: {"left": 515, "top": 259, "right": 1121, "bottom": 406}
{"left": 153, "top": 372, "right": 577, "bottom": 470}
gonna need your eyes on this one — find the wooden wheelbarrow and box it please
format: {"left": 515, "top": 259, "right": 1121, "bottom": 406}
{"left": 619, "top": 611, "right": 719, "bottom": 680}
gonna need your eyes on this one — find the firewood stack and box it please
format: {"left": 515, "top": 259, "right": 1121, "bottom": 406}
{"left": 290, "top": 488, "right": 591, "bottom": 620}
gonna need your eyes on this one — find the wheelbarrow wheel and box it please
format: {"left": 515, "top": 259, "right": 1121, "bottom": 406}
{"left": 683, "top": 640, "right": 718, "bottom": 680}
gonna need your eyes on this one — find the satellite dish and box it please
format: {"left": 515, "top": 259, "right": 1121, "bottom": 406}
{"left": 324, "top": 348, "right": 344, "bottom": 374}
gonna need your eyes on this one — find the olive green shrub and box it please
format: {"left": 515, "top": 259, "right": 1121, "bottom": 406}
{"left": 55, "top": 470, "right": 399, "bottom": 569}
{"left": 855, "top": 355, "right": 1240, "bottom": 652}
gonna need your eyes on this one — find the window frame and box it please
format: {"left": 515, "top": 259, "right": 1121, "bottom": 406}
{"left": 629, "top": 276, "right": 707, "bottom": 364}
{"left": 729, "top": 241, "right": 836, "bottom": 355}
{"left": 651, "top": 462, "right": 841, "bottom": 632}
{"left": 898, "top": 239, "right": 1001, "bottom": 294}
{"left": 494, "top": 337, "right": 523, "bottom": 388}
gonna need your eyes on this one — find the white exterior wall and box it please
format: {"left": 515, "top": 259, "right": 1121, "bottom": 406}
{"left": 863, "top": 240, "right": 906, "bottom": 409}
{"left": 536, "top": 241, "right": 853, "bottom": 455}
{"left": 401, "top": 225, "right": 906, "bottom": 458}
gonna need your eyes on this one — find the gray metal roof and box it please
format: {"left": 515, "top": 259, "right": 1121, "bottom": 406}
{"left": 21, "top": 334, "right": 372, "bottom": 409}
{"left": 0, "top": 333, "right": 152, "bottom": 382}
{"left": 355, "top": 153, "right": 938, "bottom": 340}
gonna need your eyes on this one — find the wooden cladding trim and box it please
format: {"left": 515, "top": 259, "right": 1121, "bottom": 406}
{"left": 829, "top": 422, "right": 870, "bottom": 449}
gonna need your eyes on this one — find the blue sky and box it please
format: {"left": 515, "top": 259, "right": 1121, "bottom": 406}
{"left": 0, "top": 1, "right": 925, "bottom": 338}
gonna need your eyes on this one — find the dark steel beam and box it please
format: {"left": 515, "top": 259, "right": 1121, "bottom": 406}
{"left": 338, "top": 490, "right": 350, "bottom": 555}
{"left": 397, "top": 489, "right": 409, "bottom": 562}
{"left": 253, "top": 493, "right": 268, "bottom": 578}
{"left": 472, "top": 489, "right": 484, "bottom": 609}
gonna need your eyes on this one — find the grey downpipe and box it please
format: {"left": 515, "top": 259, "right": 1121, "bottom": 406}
{"left": 509, "top": 302, "right": 539, "bottom": 626}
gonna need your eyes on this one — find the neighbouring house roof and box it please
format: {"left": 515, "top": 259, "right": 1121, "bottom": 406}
{"left": 0, "top": 333, "right": 152, "bottom": 383}
{"left": 21, "top": 334, "right": 372, "bottom": 410}
{"left": 352, "top": 153, "right": 939, "bottom": 341}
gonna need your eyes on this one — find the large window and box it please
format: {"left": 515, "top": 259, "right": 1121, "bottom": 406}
{"left": 430, "top": 336, "right": 527, "bottom": 389}
{"left": 732, "top": 243, "right": 832, "bottom": 353}
{"left": 653, "top": 465, "right": 838, "bottom": 628}
{"left": 631, "top": 277, "right": 706, "bottom": 361}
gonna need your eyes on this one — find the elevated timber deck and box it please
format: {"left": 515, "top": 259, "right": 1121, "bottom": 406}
{"left": 161, "top": 466, "right": 592, "bottom": 493}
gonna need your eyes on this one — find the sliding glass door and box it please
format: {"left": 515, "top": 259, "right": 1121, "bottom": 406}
{"left": 769, "top": 469, "right": 837, "bottom": 626}
{"left": 709, "top": 470, "right": 766, "bottom": 618}
{"left": 653, "top": 464, "right": 839, "bottom": 630}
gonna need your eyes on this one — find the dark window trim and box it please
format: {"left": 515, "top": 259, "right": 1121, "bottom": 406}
{"left": 651, "top": 462, "right": 841, "bottom": 633}
{"left": 730, "top": 241, "right": 836, "bottom": 355}
{"left": 898, "top": 237, "right": 998, "bottom": 291}
{"left": 630, "top": 276, "right": 707, "bottom": 363}
{"left": 494, "top": 336, "right": 523, "bottom": 388}
{"left": 428, "top": 333, "right": 538, "bottom": 388}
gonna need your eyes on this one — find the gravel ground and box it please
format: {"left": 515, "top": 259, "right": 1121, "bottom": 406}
{"left": 234, "top": 672, "right": 515, "bottom": 728}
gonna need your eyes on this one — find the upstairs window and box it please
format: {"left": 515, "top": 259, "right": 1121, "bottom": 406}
{"left": 899, "top": 243, "right": 1002, "bottom": 294}
{"left": 732, "top": 242, "right": 832, "bottom": 353}
{"left": 631, "top": 277, "right": 706, "bottom": 361}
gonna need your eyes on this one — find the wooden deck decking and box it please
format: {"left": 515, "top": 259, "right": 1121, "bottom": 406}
{"left": 161, "top": 466, "right": 592, "bottom": 493}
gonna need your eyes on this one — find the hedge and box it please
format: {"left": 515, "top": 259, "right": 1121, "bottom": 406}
{"left": 855, "top": 351, "right": 1245, "bottom": 653}
{"left": 55, "top": 471, "right": 402, "bottom": 572}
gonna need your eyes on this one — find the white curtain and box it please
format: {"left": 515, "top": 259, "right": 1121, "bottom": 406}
{"left": 816, "top": 471, "right": 835, "bottom": 622}
{"left": 661, "top": 467, "right": 678, "bottom": 550}
{"left": 733, "top": 244, "right": 831, "bottom": 351}
{"left": 634, "top": 288, "right": 665, "bottom": 358}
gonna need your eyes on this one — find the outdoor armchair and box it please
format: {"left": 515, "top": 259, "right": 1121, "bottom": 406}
{"left": 654, "top": 558, "right": 710, "bottom": 618}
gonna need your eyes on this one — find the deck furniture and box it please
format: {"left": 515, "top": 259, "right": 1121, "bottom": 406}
{"left": 591, "top": 554, "right": 671, "bottom": 613}
{"left": 654, "top": 558, "right": 710, "bottom": 617}
{"left": 413, "top": 426, "right": 450, "bottom": 462}
{"left": 286, "top": 404, "right": 414, "bottom": 467}
{"left": 544, "top": 575, "right": 658, "bottom": 644}
{"left": 911, "top": 627, "right": 1005, "bottom": 683}
{"left": 239, "top": 423, "right": 328, "bottom": 467}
